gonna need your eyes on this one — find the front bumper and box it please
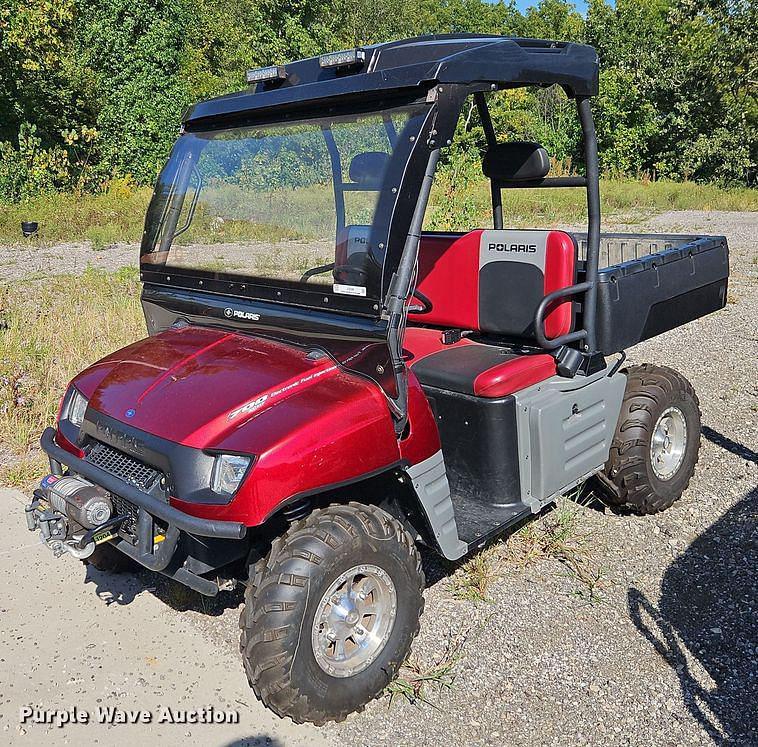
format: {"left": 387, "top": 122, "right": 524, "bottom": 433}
{"left": 36, "top": 427, "right": 247, "bottom": 595}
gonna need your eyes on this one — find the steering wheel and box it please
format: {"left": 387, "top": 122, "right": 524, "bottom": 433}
{"left": 408, "top": 288, "right": 433, "bottom": 314}
{"left": 333, "top": 264, "right": 368, "bottom": 284}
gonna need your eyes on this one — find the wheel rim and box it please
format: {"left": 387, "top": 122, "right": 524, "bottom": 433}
{"left": 650, "top": 406, "right": 687, "bottom": 480}
{"left": 311, "top": 564, "right": 397, "bottom": 678}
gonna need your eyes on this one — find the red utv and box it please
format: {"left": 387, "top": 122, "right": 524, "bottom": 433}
{"left": 26, "top": 35, "right": 729, "bottom": 724}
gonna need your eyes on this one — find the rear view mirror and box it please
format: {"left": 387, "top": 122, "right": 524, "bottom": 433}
{"left": 482, "top": 142, "right": 550, "bottom": 182}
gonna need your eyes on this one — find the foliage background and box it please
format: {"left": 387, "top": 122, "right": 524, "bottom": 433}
{"left": 0, "top": 0, "right": 755, "bottom": 204}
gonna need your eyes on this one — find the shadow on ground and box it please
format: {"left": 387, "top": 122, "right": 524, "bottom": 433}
{"left": 628, "top": 427, "right": 757, "bottom": 744}
{"left": 84, "top": 563, "right": 244, "bottom": 614}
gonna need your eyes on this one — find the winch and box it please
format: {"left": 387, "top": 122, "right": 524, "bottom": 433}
{"left": 25, "top": 474, "right": 122, "bottom": 559}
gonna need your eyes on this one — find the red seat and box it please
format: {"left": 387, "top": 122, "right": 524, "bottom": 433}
{"left": 404, "top": 327, "right": 556, "bottom": 398}
{"left": 409, "top": 229, "right": 576, "bottom": 340}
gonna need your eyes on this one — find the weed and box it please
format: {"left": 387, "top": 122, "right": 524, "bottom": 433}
{"left": 0, "top": 268, "right": 143, "bottom": 461}
{"left": 0, "top": 452, "right": 47, "bottom": 489}
{"left": 449, "top": 544, "right": 502, "bottom": 602}
{"left": 0, "top": 185, "right": 152, "bottom": 246}
{"left": 505, "top": 496, "right": 606, "bottom": 603}
{"left": 385, "top": 625, "right": 468, "bottom": 708}
{"left": 86, "top": 223, "right": 122, "bottom": 250}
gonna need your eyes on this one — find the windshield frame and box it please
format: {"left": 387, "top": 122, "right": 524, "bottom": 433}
{"left": 140, "top": 93, "right": 437, "bottom": 318}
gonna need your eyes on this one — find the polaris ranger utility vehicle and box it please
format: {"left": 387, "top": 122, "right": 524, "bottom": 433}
{"left": 27, "top": 35, "right": 729, "bottom": 724}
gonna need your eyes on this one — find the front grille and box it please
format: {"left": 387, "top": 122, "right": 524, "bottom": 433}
{"left": 86, "top": 440, "right": 162, "bottom": 493}
{"left": 111, "top": 494, "right": 140, "bottom": 540}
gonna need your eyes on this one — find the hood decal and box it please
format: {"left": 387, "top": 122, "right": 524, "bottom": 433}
{"left": 227, "top": 363, "right": 338, "bottom": 421}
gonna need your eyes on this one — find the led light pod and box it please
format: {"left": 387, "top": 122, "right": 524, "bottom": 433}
{"left": 319, "top": 48, "right": 365, "bottom": 69}
{"left": 246, "top": 65, "right": 288, "bottom": 85}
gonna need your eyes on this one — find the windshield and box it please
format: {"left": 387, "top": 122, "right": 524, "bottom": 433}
{"left": 141, "top": 102, "right": 430, "bottom": 309}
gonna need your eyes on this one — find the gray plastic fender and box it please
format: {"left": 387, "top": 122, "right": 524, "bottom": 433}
{"left": 405, "top": 450, "right": 467, "bottom": 560}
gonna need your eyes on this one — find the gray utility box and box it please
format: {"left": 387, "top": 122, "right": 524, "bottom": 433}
{"left": 514, "top": 369, "right": 627, "bottom": 509}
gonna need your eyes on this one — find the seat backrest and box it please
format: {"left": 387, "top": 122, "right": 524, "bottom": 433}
{"left": 410, "top": 229, "right": 576, "bottom": 340}
{"left": 349, "top": 152, "right": 389, "bottom": 188}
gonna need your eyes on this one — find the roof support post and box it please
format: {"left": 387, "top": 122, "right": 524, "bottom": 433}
{"left": 578, "top": 96, "right": 600, "bottom": 353}
{"left": 475, "top": 92, "right": 503, "bottom": 230}
{"left": 322, "top": 126, "right": 346, "bottom": 236}
{"left": 385, "top": 147, "right": 441, "bottom": 434}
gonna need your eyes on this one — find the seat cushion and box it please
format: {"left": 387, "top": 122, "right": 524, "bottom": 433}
{"left": 404, "top": 327, "right": 556, "bottom": 398}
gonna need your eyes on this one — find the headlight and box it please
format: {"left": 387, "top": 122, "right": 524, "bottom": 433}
{"left": 211, "top": 454, "right": 251, "bottom": 497}
{"left": 65, "top": 388, "right": 89, "bottom": 427}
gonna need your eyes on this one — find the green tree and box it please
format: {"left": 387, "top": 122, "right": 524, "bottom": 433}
{"left": 520, "top": 0, "right": 584, "bottom": 40}
{"left": 0, "top": 0, "right": 87, "bottom": 147}
{"left": 76, "top": 0, "right": 191, "bottom": 183}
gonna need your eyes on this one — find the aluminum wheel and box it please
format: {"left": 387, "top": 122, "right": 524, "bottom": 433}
{"left": 650, "top": 406, "right": 687, "bottom": 480}
{"left": 311, "top": 564, "right": 397, "bottom": 678}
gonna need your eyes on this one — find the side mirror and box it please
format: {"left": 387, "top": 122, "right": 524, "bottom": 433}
{"left": 482, "top": 142, "right": 550, "bottom": 183}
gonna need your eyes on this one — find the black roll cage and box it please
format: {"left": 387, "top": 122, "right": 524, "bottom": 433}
{"left": 384, "top": 85, "right": 602, "bottom": 433}
{"left": 145, "top": 34, "right": 604, "bottom": 433}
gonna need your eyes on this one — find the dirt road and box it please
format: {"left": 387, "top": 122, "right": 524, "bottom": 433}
{"left": 0, "top": 211, "right": 755, "bottom": 745}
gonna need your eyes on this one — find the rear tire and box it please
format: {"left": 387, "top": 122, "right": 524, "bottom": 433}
{"left": 599, "top": 364, "right": 701, "bottom": 514}
{"left": 239, "top": 502, "right": 424, "bottom": 724}
{"left": 84, "top": 542, "right": 139, "bottom": 573}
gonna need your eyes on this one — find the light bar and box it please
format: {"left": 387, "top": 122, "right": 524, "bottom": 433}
{"left": 246, "top": 65, "right": 287, "bottom": 85}
{"left": 319, "top": 48, "right": 366, "bottom": 69}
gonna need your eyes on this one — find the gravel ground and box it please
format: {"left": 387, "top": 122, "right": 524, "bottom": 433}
{"left": 0, "top": 238, "right": 334, "bottom": 283}
{"left": 0, "top": 210, "right": 755, "bottom": 745}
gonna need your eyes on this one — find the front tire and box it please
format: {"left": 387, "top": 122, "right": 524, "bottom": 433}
{"left": 599, "top": 364, "right": 701, "bottom": 514}
{"left": 239, "top": 502, "right": 424, "bottom": 724}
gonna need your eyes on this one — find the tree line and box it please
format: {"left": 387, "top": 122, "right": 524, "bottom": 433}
{"left": 0, "top": 0, "right": 755, "bottom": 202}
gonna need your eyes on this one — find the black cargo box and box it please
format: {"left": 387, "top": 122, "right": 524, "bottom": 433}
{"left": 574, "top": 233, "right": 729, "bottom": 355}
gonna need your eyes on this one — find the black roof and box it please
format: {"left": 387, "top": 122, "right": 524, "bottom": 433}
{"left": 183, "top": 34, "right": 599, "bottom": 128}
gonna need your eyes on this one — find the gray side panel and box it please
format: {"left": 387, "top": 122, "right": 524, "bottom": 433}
{"left": 514, "top": 369, "right": 627, "bottom": 510}
{"left": 406, "top": 450, "right": 467, "bottom": 561}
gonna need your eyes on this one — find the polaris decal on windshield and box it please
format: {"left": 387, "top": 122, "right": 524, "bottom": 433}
{"left": 223, "top": 308, "right": 261, "bottom": 321}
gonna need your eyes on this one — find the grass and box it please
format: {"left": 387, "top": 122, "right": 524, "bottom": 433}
{"left": 425, "top": 175, "right": 758, "bottom": 232}
{"left": 447, "top": 494, "right": 607, "bottom": 606}
{"left": 0, "top": 267, "right": 143, "bottom": 470}
{"left": 505, "top": 496, "right": 606, "bottom": 603}
{"left": 1, "top": 177, "right": 755, "bottom": 247}
{"left": 0, "top": 452, "right": 47, "bottom": 489}
{"left": 0, "top": 181, "right": 151, "bottom": 246}
{"left": 450, "top": 544, "right": 502, "bottom": 602}
{"left": 385, "top": 626, "right": 467, "bottom": 708}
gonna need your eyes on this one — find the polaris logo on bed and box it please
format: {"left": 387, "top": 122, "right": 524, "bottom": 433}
{"left": 224, "top": 308, "right": 261, "bottom": 321}
{"left": 488, "top": 243, "right": 537, "bottom": 253}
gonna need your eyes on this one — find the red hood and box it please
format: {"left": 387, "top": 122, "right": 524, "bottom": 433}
{"left": 68, "top": 324, "right": 441, "bottom": 527}
{"left": 74, "top": 326, "right": 342, "bottom": 449}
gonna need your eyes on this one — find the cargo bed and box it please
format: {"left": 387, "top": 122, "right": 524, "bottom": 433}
{"left": 573, "top": 233, "right": 729, "bottom": 355}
